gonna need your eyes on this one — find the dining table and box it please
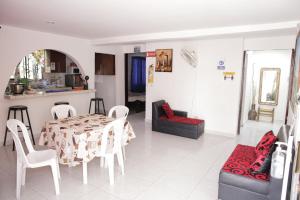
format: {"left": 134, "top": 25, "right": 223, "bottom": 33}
{"left": 39, "top": 113, "right": 136, "bottom": 184}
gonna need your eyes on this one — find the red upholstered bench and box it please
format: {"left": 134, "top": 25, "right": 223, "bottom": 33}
{"left": 152, "top": 100, "right": 205, "bottom": 139}
{"left": 218, "top": 125, "right": 292, "bottom": 200}
{"left": 222, "top": 144, "right": 269, "bottom": 181}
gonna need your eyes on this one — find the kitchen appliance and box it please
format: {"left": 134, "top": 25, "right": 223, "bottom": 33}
{"left": 67, "top": 66, "right": 80, "bottom": 74}
{"left": 65, "top": 74, "right": 83, "bottom": 88}
{"left": 10, "top": 83, "right": 25, "bottom": 94}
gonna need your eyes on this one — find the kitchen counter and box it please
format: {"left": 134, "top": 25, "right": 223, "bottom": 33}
{"left": 4, "top": 89, "right": 96, "bottom": 100}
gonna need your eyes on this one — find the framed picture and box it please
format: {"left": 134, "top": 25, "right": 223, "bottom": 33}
{"left": 155, "top": 49, "right": 173, "bottom": 72}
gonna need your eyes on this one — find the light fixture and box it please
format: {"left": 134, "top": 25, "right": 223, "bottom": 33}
{"left": 46, "top": 21, "right": 56, "bottom": 25}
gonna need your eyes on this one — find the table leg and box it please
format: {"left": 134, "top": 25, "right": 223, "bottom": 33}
{"left": 83, "top": 162, "right": 87, "bottom": 184}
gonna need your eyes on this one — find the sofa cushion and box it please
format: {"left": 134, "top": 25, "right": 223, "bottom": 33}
{"left": 160, "top": 115, "right": 204, "bottom": 125}
{"left": 249, "top": 144, "right": 276, "bottom": 174}
{"left": 255, "top": 131, "right": 277, "bottom": 155}
{"left": 222, "top": 144, "right": 270, "bottom": 181}
{"left": 161, "top": 103, "right": 174, "bottom": 118}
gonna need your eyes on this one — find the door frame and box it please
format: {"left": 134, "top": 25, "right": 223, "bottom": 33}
{"left": 237, "top": 49, "right": 295, "bottom": 134}
{"left": 237, "top": 51, "right": 247, "bottom": 135}
{"left": 125, "top": 53, "right": 129, "bottom": 107}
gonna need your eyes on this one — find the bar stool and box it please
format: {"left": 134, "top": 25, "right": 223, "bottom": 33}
{"left": 54, "top": 101, "right": 69, "bottom": 106}
{"left": 3, "top": 105, "right": 35, "bottom": 150}
{"left": 53, "top": 101, "right": 70, "bottom": 119}
{"left": 89, "top": 98, "right": 106, "bottom": 115}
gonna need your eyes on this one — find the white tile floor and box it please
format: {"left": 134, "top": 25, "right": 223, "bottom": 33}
{"left": 0, "top": 113, "right": 276, "bottom": 200}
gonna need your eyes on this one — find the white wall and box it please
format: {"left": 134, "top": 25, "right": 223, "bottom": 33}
{"left": 145, "top": 38, "right": 244, "bottom": 136}
{"left": 102, "top": 35, "right": 296, "bottom": 137}
{"left": 0, "top": 25, "right": 94, "bottom": 144}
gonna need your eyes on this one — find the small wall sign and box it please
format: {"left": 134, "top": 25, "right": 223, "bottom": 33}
{"left": 146, "top": 51, "right": 156, "bottom": 57}
{"left": 223, "top": 72, "right": 235, "bottom": 80}
{"left": 217, "top": 60, "right": 225, "bottom": 70}
{"left": 50, "top": 62, "right": 55, "bottom": 70}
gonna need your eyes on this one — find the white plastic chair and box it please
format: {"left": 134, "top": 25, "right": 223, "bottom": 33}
{"left": 6, "top": 119, "right": 60, "bottom": 200}
{"left": 96, "top": 118, "right": 126, "bottom": 185}
{"left": 51, "top": 105, "right": 77, "bottom": 119}
{"left": 108, "top": 105, "right": 129, "bottom": 119}
{"left": 108, "top": 105, "right": 129, "bottom": 160}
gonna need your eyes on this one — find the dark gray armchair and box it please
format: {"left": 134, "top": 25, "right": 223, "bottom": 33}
{"left": 152, "top": 100, "right": 204, "bottom": 139}
{"left": 218, "top": 125, "right": 293, "bottom": 200}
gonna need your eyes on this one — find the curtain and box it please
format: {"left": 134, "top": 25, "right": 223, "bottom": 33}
{"left": 131, "top": 56, "right": 146, "bottom": 93}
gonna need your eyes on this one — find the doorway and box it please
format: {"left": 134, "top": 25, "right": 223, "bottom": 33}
{"left": 238, "top": 50, "right": 293, "bottom": 143}
{"left": 125, "top": 52, "right": 146, "bottom": 116}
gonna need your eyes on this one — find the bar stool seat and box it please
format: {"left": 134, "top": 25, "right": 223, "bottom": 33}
{"left": 10, "top": 105, "right": 28, "bottom": 110}
{"left": 4, "top": 105, "right": 35, "bottom": 150}
{"left": 89, "top": 98, "right": 106, "bottom": 115}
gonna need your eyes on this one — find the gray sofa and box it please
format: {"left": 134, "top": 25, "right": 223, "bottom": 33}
{"left": 152, "top": 100, "right": 204, "bottom": 139}
{"left": 218, "top": 125, "right": 293, "bottom": 200}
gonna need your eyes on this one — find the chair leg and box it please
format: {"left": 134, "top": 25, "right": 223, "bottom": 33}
{"left": 13, "top": 110, "right": 16, "bottom": 151}
{"left": 117, "top": 150, "right": 125, "bottom": 175}
{"left": 95, "top": 99, "right": 97, "bottom": 114}
{"left": 56, "top": 159, "right": 61, "bottom": 180}
{"left": 50, "top": 161, "right": 60, "bottom": 195}
{"left": 101, "top": 100, "right": 106, "bottom": 115}
{"left": 25, "top": 109, "right": 35, "bottom": 145}
{"left": 82, "top": 162, "right": 87, "bottom": 184}
{"left": 22, "top": 167, "right": 26, "bottom": 186}
{"left": 122, "top": 146, "right": 126, "bottom": 161}
{"left": 107, "top": 155, "right": 114, "bottom": 185}
{"left": 16, "top": 160, "right": 22, "bottom": 200}
{"left": 98, "top": 100, "right": 100, "bottom": 114}
{"left": 89, "top": 100, "right": 92, "bottom": 114}
{"left": 3, "top": 109, "right": 11, "bottom": 146}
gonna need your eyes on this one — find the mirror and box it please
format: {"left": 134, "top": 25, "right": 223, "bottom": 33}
{"left": 258, "top": 68, "right": 281, "bottom": 105}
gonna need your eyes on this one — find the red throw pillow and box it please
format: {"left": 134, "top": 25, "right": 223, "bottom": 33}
{"left": 255, "top": 131, "right": 277, "bottom": 155}
{"left": 162, "top": 103, "right": 174, "bottom": 118}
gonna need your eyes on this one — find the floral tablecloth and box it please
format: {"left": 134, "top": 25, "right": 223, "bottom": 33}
{"left": 39, "top": 114, "right": 135, "bottom": 166}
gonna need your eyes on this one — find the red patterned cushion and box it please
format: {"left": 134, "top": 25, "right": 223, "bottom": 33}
{"left": 222, "top": 144, "right": 270, "bottom": 181}
{"left": 161, "top": 103, "right": 174, "bottom": 118}
{"left": 249, "top": 154, "right": 267, "bottom": 173}
{"left": 255, "top": 131, "right": 277, "bottom": 155}
{"left": 160, "top": 115, "right": 204, "bottom": 125}
{"left": 249, "top": 144, "right": 276, "bottom": 174}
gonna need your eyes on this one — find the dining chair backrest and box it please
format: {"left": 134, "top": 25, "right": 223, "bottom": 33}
{"left": 6, "top": 119, "right": 33, "bottom": 166}
{"left": 108, "top": 105, "right": 129, "bottom": 119}
{"left": 100, "top": 118, "right": 125, "bottom": 155}
{"left": 51, "top": 105, "right": 77, "bottom": 119}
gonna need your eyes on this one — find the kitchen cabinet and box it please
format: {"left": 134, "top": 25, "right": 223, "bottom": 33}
{"left": 50, "top": 50, "right": 66, "bottom": 73}
{"left": 95, "top": 53, "right": 115, "bottom": 75}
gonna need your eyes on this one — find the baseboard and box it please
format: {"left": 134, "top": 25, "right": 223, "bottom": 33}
{"left": 205, "top": 129, "right": 236, "bottom": 138}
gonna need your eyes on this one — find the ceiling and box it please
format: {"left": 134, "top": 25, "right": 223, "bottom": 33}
{"left": 1, "top": 0, "right": 300, "bottom": 40}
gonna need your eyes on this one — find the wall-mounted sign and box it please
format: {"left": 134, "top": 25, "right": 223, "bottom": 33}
{"left": 148, "top": 64, "right": 154, "bottom": 85}
{"left": 50, "top": 62, "right": 55, "bottom": 70}
{"left": 147, "top": 51, "right": 156, "bottom": 57}
{"left": 223, "top": 72, "right": 235, "bottom": 80}
{"left": 217, "top": 60, "right": 225, "bottom": 70}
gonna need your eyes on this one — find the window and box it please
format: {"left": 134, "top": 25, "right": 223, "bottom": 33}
{"left": 15, "top": 50, "right": 48, "bottom": 80}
